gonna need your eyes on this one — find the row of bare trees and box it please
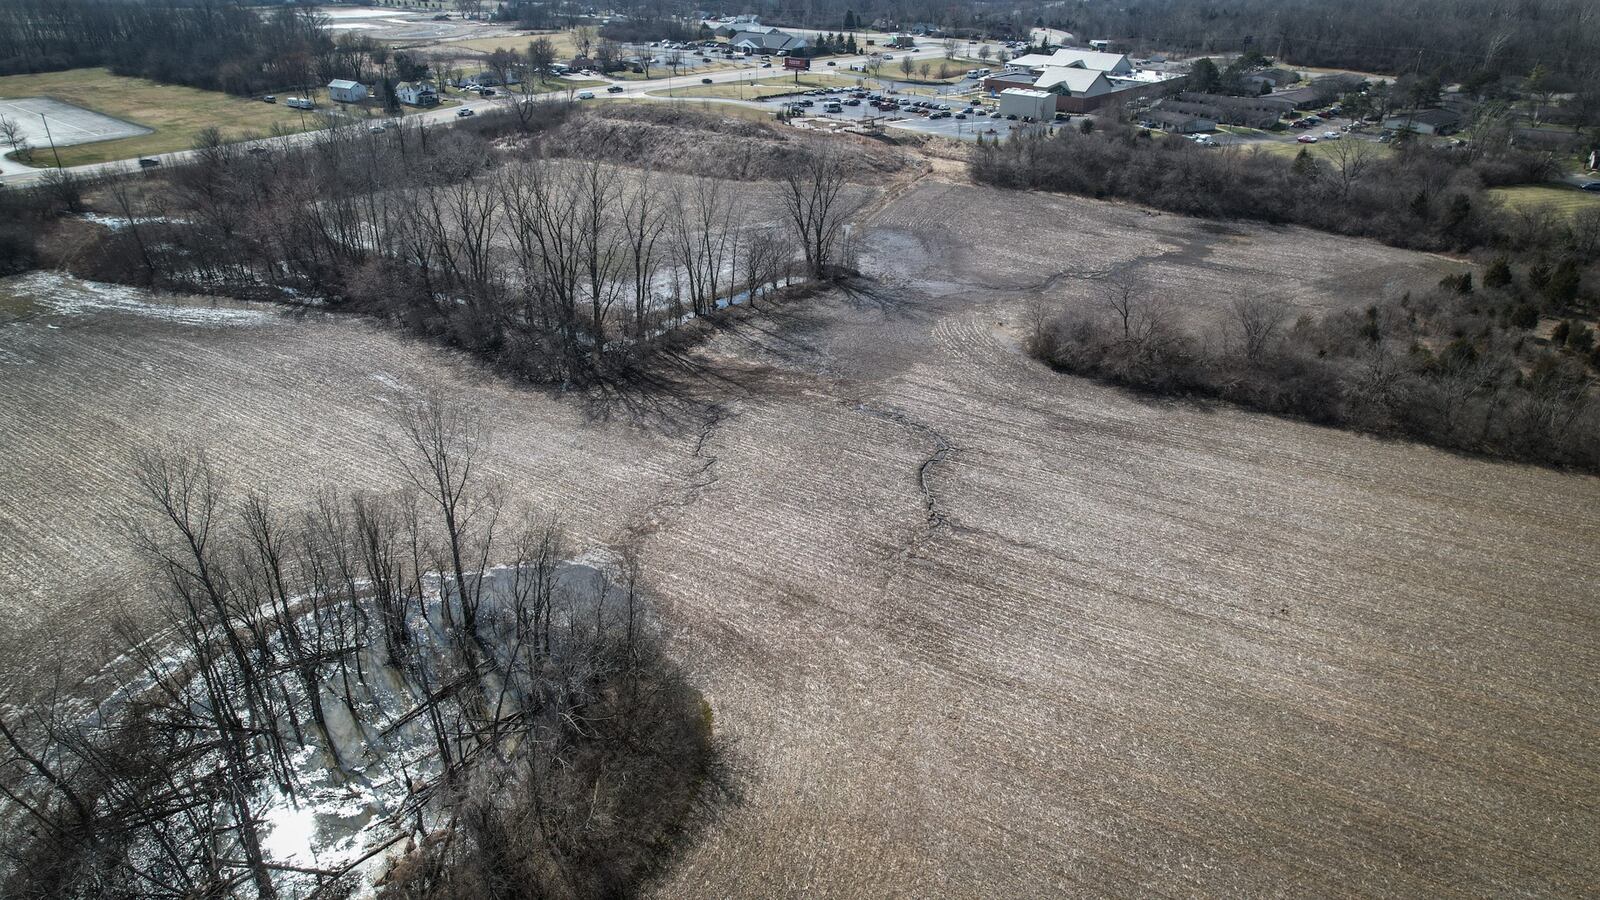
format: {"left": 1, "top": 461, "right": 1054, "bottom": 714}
{"left": 97, "top": 107, "right": 859, "bottom": 383}
{"left": 1028, "top": 269, "right": 1600, "bottom": 471}
{"left": 0, "top": 393, "right": 715, "bottom": 899}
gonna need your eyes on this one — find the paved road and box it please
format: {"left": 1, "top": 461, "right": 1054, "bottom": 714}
{"left": 0, "top": 40, "right": 963, "bottom": 186}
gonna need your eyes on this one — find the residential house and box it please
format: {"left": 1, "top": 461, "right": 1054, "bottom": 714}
{"left": 395, "top": 81, "right": 438, "bottom": 107}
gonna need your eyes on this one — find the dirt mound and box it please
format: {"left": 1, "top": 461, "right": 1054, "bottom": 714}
{"left": 544, "top": 105, "right": 912, "bottom": 181}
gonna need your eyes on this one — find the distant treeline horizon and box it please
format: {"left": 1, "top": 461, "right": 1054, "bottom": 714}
{"left": 0, "top": 0, "right": 377, "bottom": 95}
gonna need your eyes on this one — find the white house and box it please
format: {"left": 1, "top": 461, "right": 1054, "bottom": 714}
{"left": 327, "top": 79, "right": 368, "bottom": 103}
{"left": 395, "top": 81, "right": 438, "bottom": 107}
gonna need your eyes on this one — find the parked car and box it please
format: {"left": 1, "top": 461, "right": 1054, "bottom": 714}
{"left": 1296, "top": 134, "right": 1319, "bottom": 143}
{"left": 457, "top": 107, "right": 476, "bottom": 116}
{"left": 607, "top": 85, "right": 624, "bottom": 93}
{"left": 262, "top": 95, "right": 276, "bottom": 103}
{"left": 824, "top": 103, "right": 841, "bottom": 113}
{"left": 955, "top": 113, "right": 967, "bottom": 119}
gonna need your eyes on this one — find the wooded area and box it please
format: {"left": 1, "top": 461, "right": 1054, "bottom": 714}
{"left": 38, "top": 103, "right": 864, "bottom": 385}
{"left": 0, "top": 392, "right": 716, "bottom": 899}
{"left": 0, "top": 0, "right": 375, "bottom": 96}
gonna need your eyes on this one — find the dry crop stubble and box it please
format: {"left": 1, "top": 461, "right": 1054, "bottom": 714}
{"left": 0, "top": 176, "right": 1597, "bottom": 897}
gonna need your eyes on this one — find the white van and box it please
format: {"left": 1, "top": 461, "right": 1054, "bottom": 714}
{"left": 577, "top": 90, "right": 595, "bottom": 100}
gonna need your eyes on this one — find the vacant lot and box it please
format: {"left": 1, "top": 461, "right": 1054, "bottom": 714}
{"left": 1, "top": 177, "right": 1596, "bottom": 897}
{"left": 445, "top": 30, "right": 580, "bottom": 58}
{"left": 0, "top": 68, "right": 330, "bottom": 166}
{"left": 651, "top": 73, "right": 864, "bottom": 100}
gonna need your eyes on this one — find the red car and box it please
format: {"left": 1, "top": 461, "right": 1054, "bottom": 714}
{"left": 1296, "top": 134, "right": 1319, "bottom": 144}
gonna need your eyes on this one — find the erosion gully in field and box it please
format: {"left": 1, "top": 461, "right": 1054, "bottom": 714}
{"left": 2, "top": 178, "right": 1597, "bottom": 897}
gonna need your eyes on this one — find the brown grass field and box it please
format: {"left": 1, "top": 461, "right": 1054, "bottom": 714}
{"left": 1, "top": 173, "right": 1597, "bottom": 897}
{"left": 0, "top": 68, "right": 325, "bottom": 166}
{"left": 1490, "top": 183, "right": 1600, "bottom": 217}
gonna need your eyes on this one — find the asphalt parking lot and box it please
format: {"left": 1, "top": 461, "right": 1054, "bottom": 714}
{"left": 0, "top": 97, "right": 152, "bottom": 148}
{"left": 764, "top": 85, "right": 1078, "bottom": 141}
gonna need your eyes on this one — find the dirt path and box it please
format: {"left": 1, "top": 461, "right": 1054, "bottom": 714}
{"left": 1, "top": 181, "right": 1597, "bottom": 897}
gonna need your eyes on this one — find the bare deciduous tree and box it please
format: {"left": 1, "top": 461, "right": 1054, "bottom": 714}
{"left": 0, "top": 115, "right": 30, "bottom": 162}
{"left": 778, "top": 148, "right": 856, "bottom": 278}
{"left": 392, "top": 389, "right": 497, "bottom": 638}
{"left": 1229, "top": 294, "right": 1289, "bottom": 364}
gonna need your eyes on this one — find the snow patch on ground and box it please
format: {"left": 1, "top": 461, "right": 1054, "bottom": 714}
{"left": 6, "top": 272, "right": 276, "bottom": 326}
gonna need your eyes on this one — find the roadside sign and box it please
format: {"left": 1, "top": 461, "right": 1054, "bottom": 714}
{"left": 784, "top": 57, "right": 811, "bottom": 71}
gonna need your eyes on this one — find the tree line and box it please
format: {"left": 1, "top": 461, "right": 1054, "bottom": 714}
{"left": 70, "top": 102, "right": 861, "bottom": 386}
{"left": 0, "top": 0, "right": 378, "bottom": 97}
{"left": 987, "top": 124, "right": 1600, "bottom": 471}
{"left": 971, "top": 119, "right": 1575, "bottom": 254}
{"left": 1029, "top": 263, "right": 1600, "bottom": 472}
{"left": 1041, "top": 0, "right": 1600, "bottom": 84}
{"left": 0, "top": 392, "right": 718, "bottom": 899}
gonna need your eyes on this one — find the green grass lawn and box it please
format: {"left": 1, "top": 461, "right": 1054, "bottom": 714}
{"left": 1237, "top": 136, "right": 1396, "bottom": 163}
{"left": 0, "top": 68, "right": 330, "bottom": 166}
{"left": 1490, "top": 184, "right": 1600, "bottom": 217}
{"left": 610, "top": 59, "right": 753, "bottom": 81}
{"left": 458, "top": 74, "right": 606, "bottom": 94}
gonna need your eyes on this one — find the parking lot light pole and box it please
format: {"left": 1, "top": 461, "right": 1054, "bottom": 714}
{"left": 38, "top": 113, "right": 62, "bottom": 169}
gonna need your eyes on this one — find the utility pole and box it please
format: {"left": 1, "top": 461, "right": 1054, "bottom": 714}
{"left": 39, "top": 112, "right": 62, "bottom": 169}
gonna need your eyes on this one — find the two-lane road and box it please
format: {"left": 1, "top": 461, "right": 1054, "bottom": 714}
{"left": 0, "top": 40, "right": 971, "bottom": 186}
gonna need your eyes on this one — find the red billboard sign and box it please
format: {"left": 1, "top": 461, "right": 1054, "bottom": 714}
{"left": 783, "top": 56, "right": 811, "bottom": 71}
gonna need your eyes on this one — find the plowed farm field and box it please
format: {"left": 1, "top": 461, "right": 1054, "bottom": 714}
{"left": 2, "top": 180, "right": 1598, "bottom": 898}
